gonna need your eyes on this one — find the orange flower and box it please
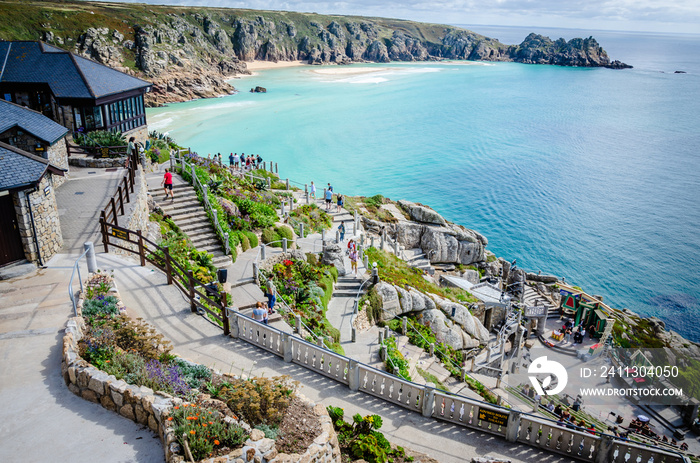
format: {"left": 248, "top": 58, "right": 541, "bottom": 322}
{"left": 202, "top": 423, "right": 207, "bottom": 428}
{"left": 214, "top": 440, "right": 220, "bottom": 446}
{"left": 174, "top": 406, "right": 179, "bottom": 410}
{"left": 208, "top": 421, "right": 213, "bottom": 425}
{"left": 167, "top": 417, "right": 173, "bottom": 421}
{"left": 190, "top": 430, "right": 196, "bottom": 435}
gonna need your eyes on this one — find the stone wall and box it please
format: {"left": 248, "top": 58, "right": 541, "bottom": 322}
{"left": 125, "top": 124, "right": 149, "bottom": 146}
{"left": 68, "top": 156, "right": 126, "bottom": 168}
{"left": 12, "top": 174, "right": 63, "bottom": 264}
{"left": 0, "top": 130, "right": 69, "bottom": 187}
{"left": 62, "top": 278, "right": 341, "bottom": 463}
{"left": 46, "top": 139, "right": 69, "bottom": 187}
{"left": 111, "top": 167, "right": 151, "bottom": 259}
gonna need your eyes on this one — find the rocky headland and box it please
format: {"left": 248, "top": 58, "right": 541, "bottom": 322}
{"left": 1, "top": 0, "right": 630, "bottom": 106}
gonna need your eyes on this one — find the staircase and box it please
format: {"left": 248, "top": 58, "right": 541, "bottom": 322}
{"left": 404, "top": 247, "right": 433, "bottom": 272}
{"left": 332, "top": 276, "right": 363, "bottom": 298}
{"left": 146, "top": 173, "right": 231, "bottom": 268}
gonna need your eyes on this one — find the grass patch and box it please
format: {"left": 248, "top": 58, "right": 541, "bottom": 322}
{"left": 416, "top": 368, "right": 448, "bottom": 391}
{"left": 365, "top": 247, "right": 478, "bottom": 304}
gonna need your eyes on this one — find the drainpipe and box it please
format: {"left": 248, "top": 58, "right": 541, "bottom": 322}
{"left": 25, "top": 188, "right": 43, "bottom": 267}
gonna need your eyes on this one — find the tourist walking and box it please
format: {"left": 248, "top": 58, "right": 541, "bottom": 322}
{"left": 127, "top": 136, "right": 136, "bottom": 156}
{"left": 229, "top": 153, "right": 234, "bottom": 167}
{"left": 327, "top": 182, "right": 333, "bottom": 192}
{"left": 310, "top": 181, "right": 316, "bottom": 199}
{"left": 324, "top": 188, "right": 333, "bottom": 211}
{"left": 264, "top": 279, "right": 276, "bottom": 314}
{"left": 161, "top": 168, "right": 174, "bottom": 200}
{"left": 347, "top": 239, "right": 356, "bottom": 253}
{"left": 233, "top": 153, "right": 240, "bottom": 168}
{"left": 336, "top": 193, "right": 344, "bottom": 212}
{"left": 252, "top": 302, "right": 268, "bottom": 325}
{"left": 349, "top": 247, "right": 359, "bottom": 276}
{"left": 256, "top": 154, "right": 263, "bottom": 168}
{"left": 338, "top": 221, "right": 345, "bottom": 241}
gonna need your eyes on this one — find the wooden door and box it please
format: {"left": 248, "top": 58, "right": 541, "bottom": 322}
{"left": 0, "top": 193, "right": 26, "bottom": 266}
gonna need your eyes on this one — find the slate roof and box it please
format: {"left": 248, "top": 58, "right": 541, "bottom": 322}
{"left": 0, "top": 41, "right": 151, "bottom": 100}
{"left": 0, "top": 100, "right": 68, "bottom": 145}
{"left": 0, "top": 141, "right": 65, "bottom": 191}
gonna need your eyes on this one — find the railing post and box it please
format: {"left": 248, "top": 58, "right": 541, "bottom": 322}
{"left": 282, "top": 333, "right": 293, "bottom": 362}
{"left": 351, "top": 326, "right": 357, "bottom": 342}
{"left": 299, "top": 223, "right": 304, "bottom": 239}
{"left": 370, "top": 236, "right": 375, "bottom": 248}
{"left": 422, "top": 385, "right": 435, "bottom": 418}
{"left": 305, "top": 191, "right": 309, "bottom": 205}
{"left": 123, "top": 178, "right": 130, "bottom": 204}
{"left": 429, "top": 343, "right": 435, "bottom": 357}
{"left": 137, "top": 230, "right": 145, "bottom": 266}
{"left": 505, "top": 410, "right": 521, "bottom": 442}
{"left": 83, "top": 241, "right": 97, "bottom": 273}
{"left": 304, "top": 183, "right": 308, "bottom": 194}
{"left": 188, "top": 270, "right": 197, "bottom": 312}
{"left": 595, "top": 435, "right": 615, "bottom": 463}
{"left": 335, "top": 230, "right": 340, "bottom": 244}
{"left": 348, "top": 360, "right": 360, "bottom": 392}
{"left": 100, "top": 213, "right": 108, "bottom": 252}
{"left": 378, "top": 331, "right": 384, "bottom": 344}
{"left": 163, "top": 246, "right": 173, "bottom": 285}
{"left": 220, "top": 291, "right": 230, "bottom": 336}
{"left": 295, "top": 315, "right": 302, "bottom": 334}
{"left": 191, "top": 165, "right": 195, "bottom": 184}
{"left": 252, "top": 262, "right": 259, "bottom": 285}
{"left": 402, "top": 316, "right": 408, "bottom": 335}
{"left": 110, "top": 197, "right": 118, "bottom": 226}
{"left": 263, "top": 161, "right": 266, "bottom": 171}
{"left": 275, "top": 162, "right": 278, "bottom": 174}
{"left": 282, "top": 238, "right": 287, "bottom": 253}
{"left": 260, "top": 244, "right": 266, "bottom": 261}
{"left": 119, "top": 185, "right": 126, "bottom": 215}
{"left": 266, "top": 177, "right": 271, "bottom": 189}
{"left": 229, "top": 308, "right": 239, "bottom": 338}
{"left": 285, "top": 178, "right": 290, "bottom": 190}
{"left": 224, "top": 232, "right": 230, "bottom": 255}
{"left": 363, "top": 255, "right": 369, "bottom": 270}
{"left": 280, "top": 202, "right": 286, "bottom": 216}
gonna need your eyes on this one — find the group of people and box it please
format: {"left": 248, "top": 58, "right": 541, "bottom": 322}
{"left": 251, "top": 279, "right": 277, "bottom": 324}
{"left": 320, "top": 182, "right": 344, "bottom": 213}
{"left": 555, "top": 319, "right": 595, "bottom": 344}
{"left": 204, "top": 152, "right": 263, "bottom": 170}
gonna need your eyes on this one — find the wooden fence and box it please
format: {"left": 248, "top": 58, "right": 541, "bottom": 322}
{"left": 99, "top": 151, "right": 139, "bottom": 229}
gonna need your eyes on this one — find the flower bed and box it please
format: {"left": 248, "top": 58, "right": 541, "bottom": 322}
{"left": 288, "top": 204, "right": 332, "bottom": 235}
{"left": 260, "top": 255, "right": 342, "bottom": 354}
{"left": 62, "top": 271, "right": 340, "bottom": 463}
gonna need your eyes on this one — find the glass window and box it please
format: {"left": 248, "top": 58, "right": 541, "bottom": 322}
{"left": 73, "top": 107, "right": 82, "bottom": 130}
{"left": 138, "top": 95, "right": 144, "bottom": 115}
{"left": 94, "top": 106, "right": 103, "bottom": 128}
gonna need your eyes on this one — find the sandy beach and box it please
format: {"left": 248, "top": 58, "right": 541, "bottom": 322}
{"left": 244, "top": 60, "right": 307, "bottom": 71}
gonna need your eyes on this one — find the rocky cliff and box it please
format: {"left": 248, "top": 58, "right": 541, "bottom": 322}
{"left": 0, "top": 1, "right": 630, "bottom": 106}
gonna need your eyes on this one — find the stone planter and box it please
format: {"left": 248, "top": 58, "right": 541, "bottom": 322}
{"left": 62, "top": 273, "right": 341, "bottom": 463}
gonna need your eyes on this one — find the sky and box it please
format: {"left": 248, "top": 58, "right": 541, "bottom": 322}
{"left": 104, "top": 0, "right": 700, "bottom": 34}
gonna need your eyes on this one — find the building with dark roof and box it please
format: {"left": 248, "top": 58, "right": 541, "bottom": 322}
{"left": 0, "top": 41, "right": 151, "bottom": 136}
{"left": 0, "top": 99, "right": 70, "bottom": 186}
{"left": 0, "top": 141, "right": 66, "bottom": 267}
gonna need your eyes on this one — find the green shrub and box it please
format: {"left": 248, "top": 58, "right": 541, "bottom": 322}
{"left": 74, "top": 130, "right": 126, "bottom": 147}
{"left": 82, "top": 295, "right": 120, "bottom": 318}
{"left": 254, "top": 424, "right": 280, "bottom": 439}
{"left": 276, "top": 225, "right": 294, "bottom": 240}
{"left": 243, "top": 230, "right": 259, "bottom": 248}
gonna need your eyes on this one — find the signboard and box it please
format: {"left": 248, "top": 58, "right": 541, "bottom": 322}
{"left": 101, "top": 147, "right": 110, "bottom": 158}
{"left": 478, "top": 408, "right": 509, "bottom": 427}
{"left": 111, "top": 227, "right": 128, "bottom": 241}
{"left": 524, "top": 305, "right": 546, "bottom": 317}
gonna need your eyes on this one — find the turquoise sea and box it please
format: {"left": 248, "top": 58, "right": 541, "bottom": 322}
{"left": 147, "top": 26, "right": 700, "bottom": 341}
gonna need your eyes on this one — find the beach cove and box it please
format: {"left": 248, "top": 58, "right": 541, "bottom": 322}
{"left": 147, "top": 27, "right": 700, "bottom": 341}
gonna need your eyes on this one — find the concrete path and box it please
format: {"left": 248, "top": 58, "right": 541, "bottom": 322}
{"left": 0, "top": 253, "right": 164, "bottom": 463}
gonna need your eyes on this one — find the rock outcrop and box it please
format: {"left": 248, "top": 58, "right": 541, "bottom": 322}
{"left": 20, "top": 2, "right": 630, "bottom": 106}
{"left": 373, "top": 281, "right": 488, "bottom": 350}
{"left": 321, "top": 243, "right": 346, "bottom": 276}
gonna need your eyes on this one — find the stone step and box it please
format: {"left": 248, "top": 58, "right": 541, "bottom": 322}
{"left": 190, "top": 236, "right": 220, "bottom": 248}
{"left": 161, "top": 199, "right": 203, "bottom": 211}
{"left": 167, "top": 208, "right": 208, "bottom": 221}
{"left": 212, "top": 255, "right": 232, "bottom": 268}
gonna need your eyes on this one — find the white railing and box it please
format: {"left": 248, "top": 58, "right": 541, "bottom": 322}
{"left": 68, "top": 247, "right": 90, "bottom": 316}
{"left": 225, "top": 309, "right": 687, "bottom": 463}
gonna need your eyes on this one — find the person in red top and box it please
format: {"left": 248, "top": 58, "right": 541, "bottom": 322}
{"left": 161, "top": 168, "right": 174, "bottom": 200}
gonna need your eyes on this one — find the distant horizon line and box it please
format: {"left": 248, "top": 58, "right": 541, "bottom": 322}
{"left": 455, "top": 23, "right": 700, "bottom": 37}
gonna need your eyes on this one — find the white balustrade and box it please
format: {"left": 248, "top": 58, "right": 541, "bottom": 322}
{"left": 357, "top": 365, "right": 423, "bottom": 412}
{"left": 290, "top": 338, "right": 350, "bottom": 384}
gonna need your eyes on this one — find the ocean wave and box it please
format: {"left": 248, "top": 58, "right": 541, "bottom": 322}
{"left": 148, "top": 117, "right": 174, "bottom": 131}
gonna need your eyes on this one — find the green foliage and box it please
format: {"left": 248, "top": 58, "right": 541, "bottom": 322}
{"left": 328, "top": 407, "right": 407, "bottom": 463}
{"left": 169, "top": 403, "right": 247, "bottom": 461}
{"left": 174, "top": 358, "right": 212, "bottom": 388}
{"left": 74, "top": 130, "right": 126, "bottom": 147}
{"left": 150, "top": 211, "right": 218, "bottom": 283}
{"left": 218, "top": 376, "right": 297, "bottom": 426}
{"left": 288, "top": 204, "right": 333, "bottom": 235}
{"left": 364, "top": 286, "right": 384, "bottom": 324}
{"left": 254, "top": 424, "right": 280, "bottom": 439}
{"left": 261, "top": 225, "right": 294, "bottom": 247}
{"left": 382, "top": 337, "right": 411, "bottom": 381}
{"left": 243, "top": 230, "right": 259, "bottom": 248}
{"left": 81, "top": 295, "right": 120, "bottom": 318}
{"left": 364, "top": 194, "right": 385, "bottom": 209}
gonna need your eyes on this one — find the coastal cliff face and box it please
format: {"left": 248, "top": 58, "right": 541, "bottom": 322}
{"left": 0, "top": 1, "right": 630, "bottom": 106}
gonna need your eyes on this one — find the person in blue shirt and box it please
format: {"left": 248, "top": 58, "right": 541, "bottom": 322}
{"left": 325, "top": 188, "right": 333, "bottom": 211}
